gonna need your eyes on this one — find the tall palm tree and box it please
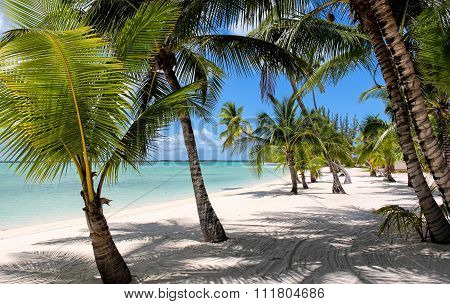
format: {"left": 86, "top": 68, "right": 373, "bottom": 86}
{"left": 349, "top": 0, "right": 450, "bottom": 210}
{"left": 0, "top": 0, "right": 202, "bottom": 282}
{"left": 79, "top": 0, "right": 301, "bottom": 243}
{"left": 349, "top": 1, "right": 450, "bottom": 243}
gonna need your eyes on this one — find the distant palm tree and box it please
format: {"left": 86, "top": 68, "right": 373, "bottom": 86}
{"left": 358, "top": 116, "right": 402, "bottom": 182}
{"left": 217, "top": 102, "right": 252, "bottom": 151}
{"left": 219, "top": 97, "right": 304, "bottom": 194}
{"left": 0, "top": 0, "right": 199, "bottom": 282}
{"left": 305, "top": 112, "right": 353, "bottom": 193}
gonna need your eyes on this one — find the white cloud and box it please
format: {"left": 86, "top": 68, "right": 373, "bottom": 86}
{"left": 0, "top": 13, "right": 4, "bottom": 32}
{"left": 229, "top": 15, "right": 257, "bottom": 36}
{"left": 0, "top": 11, "right": 12, "bottom": 33}
{"left": 229, "top": 23, "right": 254, "bottom": 36}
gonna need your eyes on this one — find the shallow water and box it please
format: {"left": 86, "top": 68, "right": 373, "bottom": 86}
{"left": 0, "top": 162, "right": 279, "bottom": 228}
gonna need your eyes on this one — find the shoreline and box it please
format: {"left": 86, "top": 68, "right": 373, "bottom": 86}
{"left": 1, "top": 168, "right": 449, "bottom": 284}
{"left": 0, "top": 162, "right": 283, "bottom": 232}
{"left": 0, "top": 174, "right": 287, "bottom": 240}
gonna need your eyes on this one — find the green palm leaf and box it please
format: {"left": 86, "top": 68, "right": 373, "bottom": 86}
{"left": 0, "top": 27, "right": 128, "bottom": 191}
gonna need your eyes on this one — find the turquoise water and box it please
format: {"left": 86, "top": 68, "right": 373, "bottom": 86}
{"left": 0, "top": 162, "right": 279, "bottom": 229}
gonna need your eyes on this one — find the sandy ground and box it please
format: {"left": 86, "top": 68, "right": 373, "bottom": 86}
{"left": 0, "top": 168, "right": 449, "bottom": 284}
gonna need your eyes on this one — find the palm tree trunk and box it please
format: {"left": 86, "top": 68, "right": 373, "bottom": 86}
{"left": 312, "top": 89, "right": 318, "bottom": 110}
{"left": 368, "top": 0, "right": 450, "bottom": 208}
{"left": 289, "top": 77, "right": 309, "bottom": 115}
{"left": 83, "top": 197, "right": 131, "bottom": 283}
{"left": 159, "top": 50, "right": 227, "bottom": 243}
{"left": 310, "top": 171, "right": 317, "bottom": 183}
{"left": 385, "top": 167, "right": 396, "bottom": 183}
{"left": 287, "top": 151, "right": 298, "bottom": 194}
{"left": 328, "top": 159, "right": 346, "bottom": 194}
{"left": 301, "top": 171, "right": 309, "bottom": 189}
{"left": 407, "top": 172, "right": 413, "bottom": 188}
{"left": 369, "top": 165, "right": 377, "bottom": 177}
{"left": 335, "top": 163, "right": 352, "bottom": 184}
{"left": 354, "top": 3, "right": 450, "bottom": 243}
{"left": 437, "top": 109, "right": 450, "bottom": 169}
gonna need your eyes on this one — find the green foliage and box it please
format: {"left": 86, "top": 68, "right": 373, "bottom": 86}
{"left": 217, "top": 102, "right": 251, "bottom": 151}
{"left": 0, "top": 0, "right": 191, "bottom": 193}
{"left": 374, "top": 205, "right": 426, "bottom": 241}
{"left": 411, "top": 1, "right": 450, "bottom": 94}
{"left": 356, "top": 116, "right": 402, "bottom": 174}
{"left": 0, "top": 27, "right": 128, "bottom": 182}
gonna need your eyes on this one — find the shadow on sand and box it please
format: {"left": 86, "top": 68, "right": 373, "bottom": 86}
{"left": 1, "top": 206, "right": 449, "bottom": 284}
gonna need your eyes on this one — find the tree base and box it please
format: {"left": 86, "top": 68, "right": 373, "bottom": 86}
{"left": 332, "top": 183, "right": 346, "bottom": 194}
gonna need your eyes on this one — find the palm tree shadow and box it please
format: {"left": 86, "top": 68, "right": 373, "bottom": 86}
{"left": 1, "top": 208, "right": 449, "bottom": 284}
{"left": 0, "top": 251, "right": 99, "bottom": 284}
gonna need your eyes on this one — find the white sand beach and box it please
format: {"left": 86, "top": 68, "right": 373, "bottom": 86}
{"left": 0, "top": 168, "right": 449, "bottom": 284}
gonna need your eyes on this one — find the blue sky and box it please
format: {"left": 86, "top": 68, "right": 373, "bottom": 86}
{"left": 0, "top": 11, "right": 387, "bottom": 161}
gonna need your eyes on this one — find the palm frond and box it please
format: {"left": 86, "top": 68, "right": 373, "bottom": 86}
{"left": 0, "top": 27, "right": 128, "bottom": 183}
{"left": 2, "top": 0, "right": 83, "bottom": 30}
{"left": 115, "top": 1, "right": 180, "bottom": 71}
{"left": 374, "top": 205, "right": 425, "bottom": 240}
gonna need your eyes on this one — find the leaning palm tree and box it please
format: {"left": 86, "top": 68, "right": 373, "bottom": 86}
{"left": 251, "top": 11, "right": 371, "bottom": 193}
{"left": 80, "top": 0, "right": 300, "bottom": 243}
{"left": 0, "top": 0, "right": 201, "bottom": 282}
{"left": 349, "top": 0, "right": 450, "bottom": 210}
{"left": 347, "top": 0, "right": 450, "bottom": 243}
{"left": 305, "top": 111, "right": 353, "bottom": 193}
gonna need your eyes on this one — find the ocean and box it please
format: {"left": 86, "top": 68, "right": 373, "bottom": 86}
{"left": 0, "top": 162, "right": 280, "bottom": 229}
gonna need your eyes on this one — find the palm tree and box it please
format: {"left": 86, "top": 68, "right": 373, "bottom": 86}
{"left": 217, "top": 102, "right": 252, "bottom": 151}
{"left": 251, "top": 12, "right": 372, "bottom": 193}
{"left": 306, "top": 111, "right": 353, "bottom": 193}
{"left": 219, "top": 97, "right": 305, "bottom": 194}
{"left": 410, "top": 4, "right": 450, "bottom": 168}
{"left": 81, "top": 0, "right": 300, "bottom": 243}
{"left": 294, "top": 0, "right": 449, "bottom": 242}
{"left": 0, "top": 0, "right": 201, "bottom": 282}
{"left": 358, "top": 116, "right": 402, "bottom": 182}
{"left": 349, "top": 0, "right": 450, "bottom": 210}
{"left": 349, "top": 1, "right": 450, "bottom": 243}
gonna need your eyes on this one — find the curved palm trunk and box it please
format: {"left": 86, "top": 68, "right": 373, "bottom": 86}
{"left": 287, "top": 151, "right": 298, "bottom": 194}
{"left": 354, "top": 3, "right": 450, "bottom": 243}
{"left": 159, "top": 51, "right": 227, "bottom": 243}
{"left": 328, "top": 159, "right": 346, "bottom": 194}
{"left": 300, "top": 171, "right": 309, "bottom": 189}
{"left": 335, "top": 163, "right": 352, "bottom": 184}
{"left": 290, "top": 77, "right": 309, "bottom": 115}
{"left": 369, "top": 165, "right": 377, "bottom": 177}
{"left": 83, "top": 196, "right": 131, "bottom": 283}
{"left": 368, "top": 0, "right": 450, "bottom": 208}
{"left": 291, "top": 94, "right": 344, "bottom": 193}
